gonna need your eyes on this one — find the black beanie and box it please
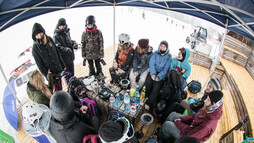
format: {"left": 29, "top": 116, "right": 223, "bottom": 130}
{"left": 160, "top": 40, "right": 168, "bottom": 49}
{"left": 57, "top": 18, "right": 66, "bottom": 26}
{"left": 138, "top": 39, "right": 149, "bottom": 49}
{"left": 99, "top": 121, "right": 123, "bottom": 142}
{"left": 176, "top": 136, "right": 200, "bottom": 143}
{"left": 208, "top": 90, "right": 223, "bottom": 105}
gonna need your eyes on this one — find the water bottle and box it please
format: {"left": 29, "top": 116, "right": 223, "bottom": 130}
{"left": 124, "top": 93, "right": 130, "bottom": 111}
{"left": 109, "top": 94, "right": 115, "bottom": 106}
{"left": 130, "top": 103, "right": 137, "bottom": 115}
{"left": 140, "top": 86, "right": 146, "bottom": 105}
{"left": 135, "top": 85, "right": 140, "bottom": 105}
{"left": 130, "top": 82, "right": 136, "bottom": 98}
{"left": 115, "top": 93, "right": 121, "bottom": 108}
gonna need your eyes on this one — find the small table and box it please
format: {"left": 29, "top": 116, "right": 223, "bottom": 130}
{"left": 87, "top": 89, "right": 146, "bottom": 127}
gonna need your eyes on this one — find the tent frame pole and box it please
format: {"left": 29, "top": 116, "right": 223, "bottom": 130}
{"left": 113, "top": 2, "right": 116, "bottom": 54}
{"left": 200, "top": 19, "right": 228, "bottom": 93}
{"left": 0, "top": 64, "right": 21, "bottom": 105}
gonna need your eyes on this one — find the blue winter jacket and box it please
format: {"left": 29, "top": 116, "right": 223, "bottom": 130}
{"left": 149, "top": 50, "right": 172, "bottom": 81}
{"left": 170, "top": 48, "right": 191, "bottom": 79}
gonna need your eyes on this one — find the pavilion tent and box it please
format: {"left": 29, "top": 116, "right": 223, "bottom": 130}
{"left": 1, "top": 0, "right": 254, "bottom": 132}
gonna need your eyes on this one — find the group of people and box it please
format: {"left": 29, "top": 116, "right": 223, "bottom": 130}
{"left": 26, "top": 14, "right": 224, "bottom": 143}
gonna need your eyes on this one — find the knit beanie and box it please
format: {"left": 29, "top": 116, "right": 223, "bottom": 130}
{"left": 160, "top": 40, "right": 168, "bottom": 49}
{"left": 208, "top": 90, "right": 223, "bottom": 105}
{"left": 176, "top": 136, "right": 200, "bottom": 143}
{"left": 209, "top": 77, "right": 221, "bottom": 90}
{"left": 57, "top": 18, "right": 66, "bottom": 26}
{"left": 98, "top": 121, "right": 123, "bottom": 142}
{"left": 138, "top": 39, "right": 149, "bottom": 49}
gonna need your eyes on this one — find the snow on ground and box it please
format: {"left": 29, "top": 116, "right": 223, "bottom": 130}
{"left": 0, "top": 6, "right": 221, "bottom": 142}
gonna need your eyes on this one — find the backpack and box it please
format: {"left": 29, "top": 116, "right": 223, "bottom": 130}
{"left": 107, "top": 110, "right": 126, "bottom": 121}
{"left": 187, "top": 80, "right": 202, "bottom": 94}
{"left": 168, "top": 69, "right": 184, "bottom": 91}
{"left": 81, "top": 97, "right": 99, "bottom": 117}
{"left": 83, "top": 134, "right": 101, "bottom": 143}
{"left": 68, "top": 76, "right": 88, "bottom": 101}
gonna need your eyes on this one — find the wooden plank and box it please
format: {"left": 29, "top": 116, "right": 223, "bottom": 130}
{"left": 221, "top": 58, "right": 254, "bottom": 137}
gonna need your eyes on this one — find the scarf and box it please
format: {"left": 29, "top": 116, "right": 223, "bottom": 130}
{"left": 86, "top": 25, "right": 97, "bottom": 38}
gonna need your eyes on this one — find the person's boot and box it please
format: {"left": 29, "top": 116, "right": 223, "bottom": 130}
{"left": 89, "top": 67, "right": 95, "bottom": 76}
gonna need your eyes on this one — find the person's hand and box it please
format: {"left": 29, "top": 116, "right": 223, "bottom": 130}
{"left": 80, "top": 106, "right": 88, "bottom": 114}
{"left": 174, "top": 119, "right": 181, "bottom": 122}
{"left": 64, "top": 67, "right": 67, "bottom": 71}
{"left": 152, "top": 75, "right": 156, "bottom": 81}
{"left": 48, "top": 69, "right": 51, "bottom": 74}
{"left": 181, "top": 68, "right": 185, "bottom": 73}
{"left": 113, "top": 63, "right": 118, "bottom": 69}
{"left": 134, "top": 72, "right": 139, "bottom": 76}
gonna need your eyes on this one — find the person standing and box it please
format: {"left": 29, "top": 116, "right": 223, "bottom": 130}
{"left": 129, "top": 38, "right": 153, "bottom": 88}
{"left": 53, "top": 18, "right": 78, "bottom": 84}
{"left": 81, "top": 15, "right": 104, "bottom": 76}
{"left": 32, "top": 23, "right": 66, "bottom": 92}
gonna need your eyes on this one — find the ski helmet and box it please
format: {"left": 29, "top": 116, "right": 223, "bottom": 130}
{"left": 118, "top": 33, "right": 130, "bottom": 45}
{"left": 22, "top": 102, "right": 44, "bottom": 126}
{"left": 50, "top": 91, "right": 75, "bottom": 122}
{"left": 86, "top": 15, "right": 95, "bottom": 26}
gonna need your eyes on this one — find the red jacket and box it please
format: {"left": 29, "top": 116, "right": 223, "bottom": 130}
{"left": 174, "top": 105, "right": 223, "bottom": 143}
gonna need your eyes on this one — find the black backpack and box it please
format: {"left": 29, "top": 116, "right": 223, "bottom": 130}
{"left": 68, "top": 76, "right": 88, "bottom": 102}
{"left": 168, "top": 69, "right": 184, "bottom": 91}
{"left": 187, "top": 80, "right": 202, "bottom": 94}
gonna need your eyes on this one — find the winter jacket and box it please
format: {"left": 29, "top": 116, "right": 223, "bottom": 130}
{"left": 53, "top": 27, "right": 76, "bottom": 66}
{"left": 149, "top": 49, "right": 172, "bottom": 81}
{"left": 170, "top": 48, "right": 191, "bottom": 79}
{"left": 26, "top": 74, "right": 53, "bottom": 107}
{"left": 115, "top": 44, "right": 135, "bottom": 71}
{"left": 81, "top": 26, "right": 104, "bottom": 60}
{"left": 174, "top": 104, "right": 223, "bottom": 143}
{"left": 50, "top": 115, "right": 96, "bottom": 143}
{"left": 32, "top": 23, "right": 65, "bottom": 78}
{"left": 132, "top": 46, "right": 153, "bottom": 74}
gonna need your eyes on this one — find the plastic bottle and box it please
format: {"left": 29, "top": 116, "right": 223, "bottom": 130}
{"left": 140, "top": 86, "right": 146, "bottom": 105}
{"left": 115, "top": 93, "right": 121, "bottom": 108}
{"left": 124, "top": 93, "right": 130, "bottom": 112}
{"left": 129, "top": 82, "right": 136, "bottom": 98}
{"left": 135, "top": 85, "right": 140, "bottom": 105}
{"left": 109, "top": 94, "right": 115, "bottom": 107}
{"left": 130, "top": 103, "right": 137, "bottom": 115}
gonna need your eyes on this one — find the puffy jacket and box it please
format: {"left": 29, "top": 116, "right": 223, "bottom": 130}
{"left": 170, "top": 48, "right": 191, "bottom": 79}
{"left": 149, "top": 49, "right": 172, "bottom": 81}
{"left": 53, "top": 28, "right": 75, "bottom": 66}
{"left": 32, "top": 23, "right": 65, "bottom": 77}
{"left": 115, "top": 44, "right": 135, "bottom": 71}
{"left": 81, "top": 26, "right": 104, "bottom": 60}
{"left": 174, "top": 104, "right": 223, "bottom": 143}
{"left": 26, "top": 74, "right": 53, "bottom": 107}
{"left": 132, "top": 46, "right": 153, "bottom": 74}
{"left": 50, "top": 115, "right": 96, "bottom": 143}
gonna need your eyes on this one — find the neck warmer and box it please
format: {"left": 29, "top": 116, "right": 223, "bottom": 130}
{"left": 86, "top": 25, "right": 97, "bottom": 38}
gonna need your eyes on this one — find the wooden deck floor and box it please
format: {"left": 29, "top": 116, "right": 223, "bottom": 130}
{"left": 221, "top": 58, "right": 254, "bottom": 136}
{"left": 16, "top": 46, "right": 228, "bottom": 143}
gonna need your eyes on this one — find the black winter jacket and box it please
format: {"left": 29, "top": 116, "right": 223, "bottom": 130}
{"left": 53, "top": 28, "right": 76, "bottom": 66}
{"left": 32, "top": 23, "right": 65, "bottom": 78}
{"left": 50, "top": 115, "right": 96, "bottom": 143}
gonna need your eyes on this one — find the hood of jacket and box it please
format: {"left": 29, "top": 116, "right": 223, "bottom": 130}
{"left": 205, "top": 103, "right": 223, "bottom": 120}
{"left": 32, "top": 23, "right": 45, "bottom": 41}
{"left": 182, "top": 48, "right": 190, "bottom": 63}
